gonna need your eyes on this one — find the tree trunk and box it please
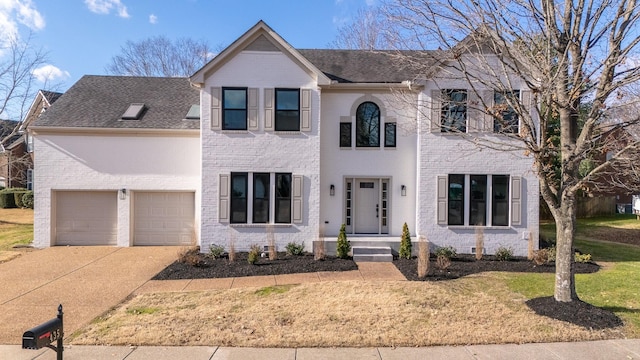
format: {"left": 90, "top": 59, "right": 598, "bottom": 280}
{"left": 554, "top": 194, "right": 578, "bottom": 302}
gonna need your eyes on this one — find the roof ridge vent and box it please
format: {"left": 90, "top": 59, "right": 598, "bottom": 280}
{"left": 121, "top": 103, "right": 146, "bottom": 120}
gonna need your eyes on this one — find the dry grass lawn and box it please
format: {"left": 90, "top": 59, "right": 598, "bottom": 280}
{"left": 70, "top": 274, "right": 625, "bottom": 347}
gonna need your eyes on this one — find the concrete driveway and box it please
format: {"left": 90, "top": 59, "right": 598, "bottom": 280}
{"left": 0, "top": 246, "right": 178, "bottom": 344}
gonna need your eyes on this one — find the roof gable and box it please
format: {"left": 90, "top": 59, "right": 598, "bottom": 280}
{"left": 190, "top": 20, "right": 331, "bottom": 86}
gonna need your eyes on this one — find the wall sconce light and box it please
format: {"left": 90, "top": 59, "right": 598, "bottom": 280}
{"left": 401, "top": 185, "right": 406, "bottom": 196}
{"left": 119, "top": 188, "right": 127, "bottom": 200}
{"left": 330, "top": 184, "right": 335, "bottom": 196}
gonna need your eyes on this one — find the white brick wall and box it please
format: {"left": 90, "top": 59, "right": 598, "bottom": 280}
{"left": 200, "top": 51, "right": 320, "bottom": 252}
{"left": 33, "top": 132, "right": 200, "bottom": 247}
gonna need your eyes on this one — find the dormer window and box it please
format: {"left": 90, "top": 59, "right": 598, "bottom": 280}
{"left": 185, "top": 105, "right": 200, "bottom": 120}
{"left": 121, "top": 103, "right": 146, "bottom": 120}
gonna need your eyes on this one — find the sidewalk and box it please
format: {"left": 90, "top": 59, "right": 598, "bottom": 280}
{"left": 3, "top": 339, "right": 640, "bottom": 359}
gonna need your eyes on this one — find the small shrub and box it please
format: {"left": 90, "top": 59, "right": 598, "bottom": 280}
{"left": 575, "top": 252, "right": 592, "bottom": 263}
{"left": 435, "top": 246, "right": 457, "bottom": 260}
{"left": 495, "top": 246, "right": 514, "bottom": 261}
{"left": 209, "top": 244, "right": 225, "bottom": 259}
{"left": 22, "top": 191, "right": 34, "bottom": 209}
{"left": 0, "top": 189, "right": 17, "bottom": 208}
{"left": 417, "top": 235, "right": 430, "bottom": 278}
{"left": 336, "top": 223, "right": 351, "bottom": 259}
{"left": 399, "top": 222, "right": 412, "bottom": 259}
{"left": 13, "top": 191, "right": 27, "bottom": 208}
{"left": 546, "top": 246, "right": 556, "bottom": 262}
{"left": 435, "top": 255, "right": 451, "bottom": 270}
{"left": 286, "top": 242, "right": 305, "bottom": 256}
{"left": 315, "top": 227, "right": 326, "bottom": 261}
{"left": 248, "top": 244, "right": 260, "bottom": 265}
{"left": 178, "top": 246, "right": 201, "bottom": 266}
{"left": 532, "top": 248, "right": 551, "bottom": 265}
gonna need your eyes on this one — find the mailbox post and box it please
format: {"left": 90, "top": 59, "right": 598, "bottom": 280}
{"left": 22, "top": 304, "right": 63, "bottom": 360}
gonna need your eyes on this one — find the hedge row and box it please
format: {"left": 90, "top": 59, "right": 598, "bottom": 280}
{"left": 0, "top": 188, "right": 34, "bottom": 209}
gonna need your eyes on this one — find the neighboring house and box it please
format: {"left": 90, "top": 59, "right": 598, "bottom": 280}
{"left": 32, "top": 21, "right": 539, "bottom": 257}
{"left": 0, "top": 90, "right": 62, "bottom": 189}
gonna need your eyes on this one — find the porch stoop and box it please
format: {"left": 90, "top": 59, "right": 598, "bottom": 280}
{"left": 352, "top": 246, "right": 393, "bottom": 262}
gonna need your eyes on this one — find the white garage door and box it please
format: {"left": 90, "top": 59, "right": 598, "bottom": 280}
{"left": 55, "top": 191, "right": 118, "bottom": 246}
{"left": 133, "top": 191, "right": 195, "bottom": 246}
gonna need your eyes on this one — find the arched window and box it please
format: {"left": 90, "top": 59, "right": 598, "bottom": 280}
{"left": 356, "top": 102, "right": 380, "bottom": 147}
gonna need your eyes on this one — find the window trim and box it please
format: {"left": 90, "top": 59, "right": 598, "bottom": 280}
{"left": 226, "top": 172, "right": 296, "bottom": 225}
{"left": 252, "top": 173, "right": 270, "bottom": 224}
{"left": 222, "top": 87, "right": 248, "bottom": 130}
{"left": 275, "top": 88, "right": 300, "bottom": 131}
{"left": 275, "top": 173, "right": 292, "bottom": 224}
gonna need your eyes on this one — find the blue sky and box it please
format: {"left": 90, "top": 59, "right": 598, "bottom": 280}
{"left": 1, "top": 0, "right": 374, "bottom": 94}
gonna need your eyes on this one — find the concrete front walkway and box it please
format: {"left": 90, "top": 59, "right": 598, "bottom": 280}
{"left": 0, "top": 246, "right": 178, "bottom": 344}
{"left": 4, "top": 339, "right": 640, "bottom": 359}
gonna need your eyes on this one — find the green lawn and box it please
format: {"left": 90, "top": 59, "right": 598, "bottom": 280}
{"left": 0, "top": 208, "right": 34, "bottom": 252}
{"left": 511, "top": 215, "right": 640, "bottom": 337}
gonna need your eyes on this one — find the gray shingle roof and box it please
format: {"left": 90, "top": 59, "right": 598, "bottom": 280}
{"left": 41, "top": 90, "right": 63, "bottom": 105}
{"left": 35, "top": 76, "right": 199, "bottom": 130}
{"left": 298, "top": 49, "right": 439, "bottom": 83}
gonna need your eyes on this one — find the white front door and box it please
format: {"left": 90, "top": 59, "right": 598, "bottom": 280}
{"left": 355, "top": 179, "right": 379, "bottom": 233}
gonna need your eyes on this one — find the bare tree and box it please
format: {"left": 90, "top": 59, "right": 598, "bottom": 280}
{"left": 1, "top": 34, "right": 47, "bottom": 147}
{"left": 381, "top": 0, "right": 640, "bottom": 302}
{"left": 106, "top": 36, "right": 216, "bottom": 77}
{"left": 331, "top": 7, "right": 392, "bottom": 50}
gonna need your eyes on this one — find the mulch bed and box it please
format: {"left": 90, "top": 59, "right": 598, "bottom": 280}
{"left": 152, "top": 252, "right": 358, "bottom": 280}
{"left": 394, "top": 254, "right": 600, "bottom": 281}
{"left": 526, "top": 297, "right": 624, "bottom": 330}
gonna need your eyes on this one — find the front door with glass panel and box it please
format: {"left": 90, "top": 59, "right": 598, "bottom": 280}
{"left": 345, "top": 178, "right": 389, "bottom": 234}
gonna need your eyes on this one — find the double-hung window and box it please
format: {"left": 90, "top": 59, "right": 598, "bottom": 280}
{"left": 227, "top": 172, "right": 294, "bottom": 224}
{"left": 384, "top": 122, "right": 396, "bottom": 147}
{"left": 441, "top": 89, "right": 467, "bottom": 133}
{"left": 493, "top": 91, "right": 520, "bottom": 134}
{"left": 222, "top": 88, "right": 247, "bottom": 130}
{"left": 275, "top": 89, "right": 300, "bottom": 131}
{"left": 444, "top": 174, "right": 515, "bottom": 227}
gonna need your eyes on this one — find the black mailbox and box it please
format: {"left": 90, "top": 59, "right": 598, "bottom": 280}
{"left": 22, "top": 317, "right": 62, "bottom": 349}
{"left": 22, "top": 304, "right": 64, "bottom": 360}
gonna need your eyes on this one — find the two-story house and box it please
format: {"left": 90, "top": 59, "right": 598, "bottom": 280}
{"left": 32, "top": 21, "right": 538, "bottom": 257}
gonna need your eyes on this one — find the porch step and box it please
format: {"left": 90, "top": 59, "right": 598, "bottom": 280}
{"left": 352, "top": 246, "right": 393, "bottom": 262}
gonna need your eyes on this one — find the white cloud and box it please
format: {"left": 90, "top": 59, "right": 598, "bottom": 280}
{"left": 0, "top": 0, "right": 44, "bottom": 43}
{"left": 84, "top": 0, "right": 129, "bottom": 18}
{"left": 149, "top": 13, "right": 157, "bottom": 24}
{"left": 32, "top": 64, "right": 70, "bottom": 83}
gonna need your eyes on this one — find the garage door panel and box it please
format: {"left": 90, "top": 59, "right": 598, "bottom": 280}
{"left": 56, "top": 191, "right": 117, "bottom": 246}
{"left": 133, "top": 191, "right": 195, "bottom": 246}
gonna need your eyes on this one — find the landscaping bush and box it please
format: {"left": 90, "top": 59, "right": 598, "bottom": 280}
{"left": 336, "top": 223, "right": 351, "bottom": 259}
{"left": 399, "top": 222, "right": 412, "bottom": 259}
{"left": 435, "top": 246, "right": 457, "bottom": 260}
{"left": 248, "top": 244, "right": 260, "bottom": 265}
{"left": 13, "top": 190, "right": 28, "bottom": 208}
{"left": 178, "top": 246, "right": 202, "bottom": 266}
{"left": 435, "top": 255, "right": 451, "bottom": 270}
{"left": 0, "top": 188, "right": 20, "bottom": 208}
{"left": 495, "top": 246, "right": 514, "bottom": 261}
{"left": 285, "top": 242, "right": 305, "bottom": 256}
{"left": 22, "top": 191, "right": 34, "bottom": 209}
{"left": 209, "top": 244, "right": 225, "bottom": 259}
{"left": 575, "top": 252, "right": 592, "bottom": 263}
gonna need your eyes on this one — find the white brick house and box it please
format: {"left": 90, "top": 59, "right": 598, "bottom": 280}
{"left": 31, "top": 21, "right": 538, "bottom": 257}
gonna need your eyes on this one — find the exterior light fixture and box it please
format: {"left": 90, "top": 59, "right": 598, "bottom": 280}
{"left": 120, "top": 188, "right": 127, "bottom": 200}
{"left": 330, "top": 184, "right": 335, "bottom": 196}
{"left": 401, "top": 185, "right": 406, "bottom": 196}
